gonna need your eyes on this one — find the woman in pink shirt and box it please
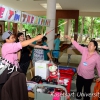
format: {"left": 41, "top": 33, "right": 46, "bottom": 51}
{"left": 65, "top": 35, "right": 100, "bottom": 100}
{"left": 1, "top": 30, "right": 43, "bottom": 68}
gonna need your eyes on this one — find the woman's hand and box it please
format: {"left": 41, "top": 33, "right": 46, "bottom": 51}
{"left": 35, "top": 35, "right": 43, "bottom": 41}
{"left": 65, "top": 35, "right": 74, "bottom": 42}
{"left": 42, "top": 45, "right": 49, "bottom": 49}
{"left": 65, "top": 35, "right": 71, "bottom": 40}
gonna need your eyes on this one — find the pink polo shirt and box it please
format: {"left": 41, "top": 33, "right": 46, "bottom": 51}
{"left": 72, "top": 41, "right": 100, "bottom": 79}
{"left": 1, "top": 42, "right": 22, "bottom": 67}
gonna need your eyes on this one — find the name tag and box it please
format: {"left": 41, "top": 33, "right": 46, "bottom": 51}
{"left": 83, "top": 62, "right": 88, "bottom": 66}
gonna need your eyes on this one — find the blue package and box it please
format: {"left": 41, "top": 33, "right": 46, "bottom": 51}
{"left": 58, "top": 66, "right": 77, "bottom": 73}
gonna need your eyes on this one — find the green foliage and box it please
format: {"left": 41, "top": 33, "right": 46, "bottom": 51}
{"left": 22, "top": 16, "right": 46, "bottom": 37}
{"left": 73, "top": 16, "right": 100, "bottom": 38}
{"left": 5, "top": 22, "right": 13, "bottom": 31}
{"left": 93, "top": 17, "right": 100, "bottom": 37}
{"left": 5, "top": 22, "right": 7, "bottom": 31}
{"left": 58, "top": 19, "right": 65, "bottom": 34}
{"left": 78, "top": 16, "right": 82, "bottom": 33}
{"left": 4, "top": 16, "right": 100, "bottom": 39}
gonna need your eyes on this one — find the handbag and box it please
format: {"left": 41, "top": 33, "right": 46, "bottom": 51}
{"left": 31, "top": 75, "right": 42, "bottom": 83}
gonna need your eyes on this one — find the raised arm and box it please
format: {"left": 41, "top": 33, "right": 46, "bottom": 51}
{"left": 20, "top": 35, "right": 43, "bottom": 47}
{"left": 29, "top": 44, "right": 49, "bottom": 49}
{"left": 2, "top": 35, "right": 43, "bottom": 55}
{"left": 65, "top": 35, "right": 85, "bottom": 54}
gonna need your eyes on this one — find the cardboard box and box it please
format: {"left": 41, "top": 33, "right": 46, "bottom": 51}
{"left": 35, "top": 60, "right": 50, "bottom": 79}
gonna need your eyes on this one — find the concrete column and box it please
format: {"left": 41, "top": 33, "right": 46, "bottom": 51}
{"left": 46, "top": 0, "right": 56, "bottom": 50}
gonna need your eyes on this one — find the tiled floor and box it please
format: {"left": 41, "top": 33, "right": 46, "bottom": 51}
{"left": 58, "top": 53, "right": 96, "bottom": 100}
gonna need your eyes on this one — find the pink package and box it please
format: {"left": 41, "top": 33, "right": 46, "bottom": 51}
{"left": 53, "top": 92, "right": 61, "bottom": 100}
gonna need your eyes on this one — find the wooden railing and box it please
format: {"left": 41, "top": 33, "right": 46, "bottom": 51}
{"left": 60, "top": 41, "right": 72, "bottom": 52}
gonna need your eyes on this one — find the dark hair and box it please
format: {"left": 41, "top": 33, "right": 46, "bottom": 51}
{"left": 3, "top": 36, "right": 10, "bottom": 43}
{"left": 90, "top": 40, "right": 98, "bottom": 51}
{"left": 57, "top": 34, "right": 60, "bottom": 37}
{"left": 26, "top": 35, "right": 31, "bottom": 39}
{"left": 42, "top": 36, "right": 47, "bottom": 42}
{"left": 16, "top": 32, "right": 24, "bottom": 42}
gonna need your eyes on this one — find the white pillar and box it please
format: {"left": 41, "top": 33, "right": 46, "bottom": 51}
{"left": 46, "top": 0, "right": 56, "bottom": 50}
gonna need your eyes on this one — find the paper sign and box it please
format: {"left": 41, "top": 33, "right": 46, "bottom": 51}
{"left": 27, "top": 14, "right": 31, "bottom": 24}
{"left": 43, "top": 19, "right": 46, "bottom": 26}
{"left": 30, "top": 15, "right": 35, "bottom": 24}
{"left": 38, "top": 17, "right": 41, "bottom": 25}
{"left": 41, "top": 18, "right": 45, "bottom": 26}
{"left": 34, "top": 16, "right": 39, "bottom": 25}
{"left": 14, "top": 10, "right": 21, "bottom": 23}
{"left": 0, "top": 4, "right": 51, "bottom": 27}
{"left": 21, "top": 12, "right": 28, "bottom": 24}
{"left": 46, "top": 19, "right": 51, "bottom": 27}
{"left": 6, "top": 7, "right": 15, "bottom": 22}
{"left": 0, "top": 5, "right": 8, "bottom": 20}
{"left": 48, "top": 19, "right": 51, "bottom": 27}
{"left": 40, "top": 18, "right": 43, "bottom": 26}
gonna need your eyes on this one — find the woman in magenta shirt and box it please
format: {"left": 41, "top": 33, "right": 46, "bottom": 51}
{"left": 1, "top": 30, "right": 43, "bottom": 68}
{"left": 65, "top": 35, "right": 100, "bottom": 100}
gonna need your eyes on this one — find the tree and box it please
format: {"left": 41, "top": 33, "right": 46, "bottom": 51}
{"left": 90, "top": 17, "right": 95, "bottom": 38}
{"left": 4, "top": 16, "right": 100, "bottom": 41}
{"left": 22, "top": 16, "right": 47, "bottom": 37}
{"left": 79, "top": 16, "right": 85, "bottom": 42}
{"left": 58, "top": 19, "right": 65, "bottom": 34}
